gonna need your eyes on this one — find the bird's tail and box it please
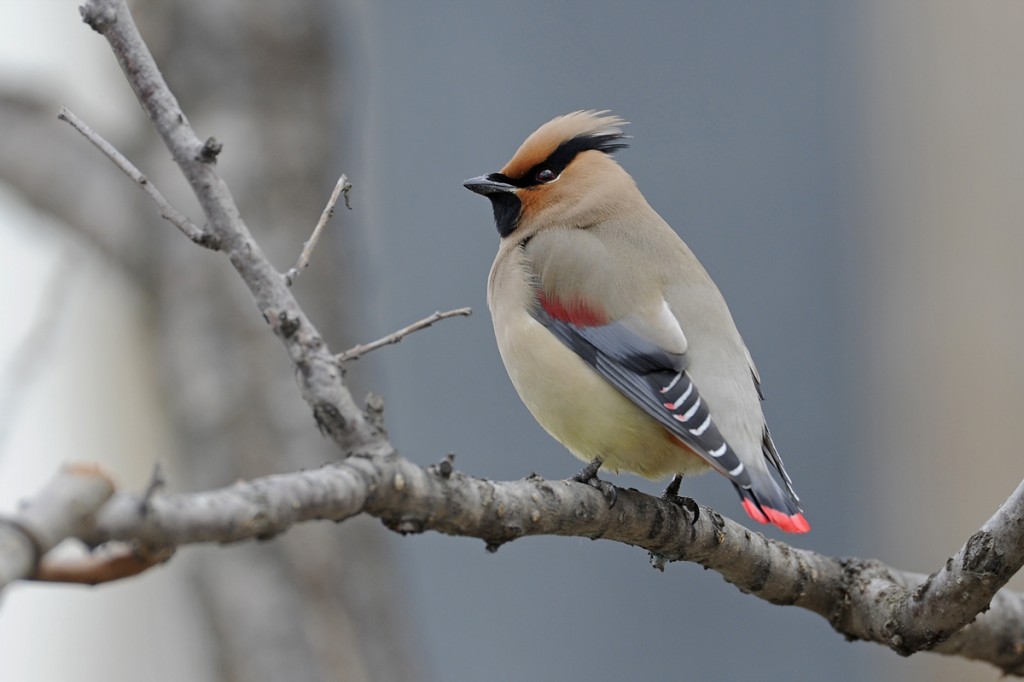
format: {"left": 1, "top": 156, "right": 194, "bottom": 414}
{"left": 733, "top": 474, "right": 809, "bottom": 533}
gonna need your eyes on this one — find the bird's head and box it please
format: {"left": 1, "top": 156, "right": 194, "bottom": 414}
{"left": 464, "top": 110, "right": 633, "bottom": 240}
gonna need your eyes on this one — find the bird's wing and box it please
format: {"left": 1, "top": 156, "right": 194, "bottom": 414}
{"left": 533, "top": 291, "right": 808, "bottom": 533}
{"left": 532, "top": 294, "right": 754, "bottom": 488}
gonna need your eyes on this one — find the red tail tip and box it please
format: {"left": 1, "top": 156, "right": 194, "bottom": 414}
{"left": 741, "top": 498, "right": 770, "bottom": 524}
{"left": 741, "top": 499, "right": 810, "bottom": 534}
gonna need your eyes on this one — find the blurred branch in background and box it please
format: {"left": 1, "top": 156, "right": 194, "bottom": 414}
{"left": 0, "top": 464, "right": 114, "bottom": 587}
{"left": 1, "top": 0, "right": 1023, "bottom": 680}
{"left": 0, "top": 93, "right": 147, "bottom": 278}
{"left": 0, "top": 256, "right": 75, "bottom": 455}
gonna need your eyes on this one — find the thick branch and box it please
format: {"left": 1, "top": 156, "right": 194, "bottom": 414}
{"left": 0, "top": 464, "right": 114, "bottom": 584}
{"left": 890, "top": 477, "right": 1024, "bottom": 653}
{"left": 0, "top": 456, "right": 998, "bottom": 676}
{"left": 78, "top": 0, "right": 387, "bottom": 457}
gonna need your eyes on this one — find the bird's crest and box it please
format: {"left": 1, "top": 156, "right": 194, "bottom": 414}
{"left": 500, "top": 110, "right": 629, "bottom": 183}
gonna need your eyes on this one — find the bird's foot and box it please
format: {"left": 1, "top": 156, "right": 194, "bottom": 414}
{"left": 660, "top": 474, "right": 699, "bottom": 526}
{"left": 660, "top": 474, "right": 683, "bottom": 501}
{"left": 571, "top": 457, "right": 603, "bottom": 484}
{"left": 649, "top": 475, "right": 701, "bottom": 571}
{"left": 571, "top": 458, "right": 617, "bottom": 508}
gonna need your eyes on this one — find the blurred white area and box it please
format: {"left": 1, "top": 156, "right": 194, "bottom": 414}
{"left": 0, "top": 3, "right": 213, "bottom": 681}
{"left": 0, "top": 1, "right": 136, "bottom": 129}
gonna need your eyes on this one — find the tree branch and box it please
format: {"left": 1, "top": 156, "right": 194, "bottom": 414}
{"left": 0, "top": 463, "right": 114, "bottom": 585}
{"left": 888, "top": 477, "right": 1024, "bottom": 654}
{"left": 284, "top": 173, "right": 351, "bottom": 286}
{"left": 78, "top": 0, "right": 387, "bottom": 456}
{"left": 336, "top": 307, "right": 473, "bottom": 363}
{"left": 32, "top": 542, "right": 173, "bottom": 585}
{"left": 2, "top": 457, "right": 1022, "bottom": 674}
{"left": 57, "top": 107, "right": 217, "bottom": 249}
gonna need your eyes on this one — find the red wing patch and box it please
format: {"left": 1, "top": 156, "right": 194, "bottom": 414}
{"left": 537, "top": 292, "right": 608, "bottom": 327}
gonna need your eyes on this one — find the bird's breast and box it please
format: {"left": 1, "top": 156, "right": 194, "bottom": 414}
{"left": 489, "top": 271, "right": 709, "bottom": 479}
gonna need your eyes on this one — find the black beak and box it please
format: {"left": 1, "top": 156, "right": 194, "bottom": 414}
{"left": 463, "top": 174, "right": 516, "bottom": 196}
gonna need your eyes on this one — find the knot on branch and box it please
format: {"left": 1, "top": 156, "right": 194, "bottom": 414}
{"left": 312, "top": 401, "right": 345, "bottom": 437}
{"left": 429, "top": 453, "right": 456, "bottom": 479}
{"left": 485, "top": 539, "right": 507, "bottom": 553}
{"left": 962, "top": 530, "right": 1005, "bottom": 577}
{"left": 382, "top": 515, "right": 425, "bottom": 535}
{"left": 364, "top": 392, "right": 386, "bottom": 434}
{"left": 197, "top": 137, "right": 222, "bottom": 163}
{"left": 194, "top": 231, "right": 221, "bottom": 250}
{"left": 831, "top": 557, "right": 862, "bottom": 639}
{"left": 276, "top": 311, "right": 300, "bottom": 338}
{"left": 80, "top": 2, "right": 117, "bottom": 32}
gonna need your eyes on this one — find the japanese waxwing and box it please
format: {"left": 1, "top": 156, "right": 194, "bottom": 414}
{"left": 463, "top": 110, "right": 809, "bottom": 533}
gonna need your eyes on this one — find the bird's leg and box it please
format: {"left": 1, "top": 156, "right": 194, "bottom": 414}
{"left": 650, "top": 473, "right": 701, "bottom": 571}
{"left": 570, "top": 457, "right": 617, "bottom": 508}
{"left": 571, "top": 457, "right": 603, "bottom": 484}
{"left": 661, "top": 473, "right": 683, "bottom": 501}
{"left": 659, "top": 474, "right": 699, "bottom": 526}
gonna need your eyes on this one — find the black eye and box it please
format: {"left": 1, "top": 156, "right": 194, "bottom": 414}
{"left": 535, "top": 168, "right": 557, "bottom": 183}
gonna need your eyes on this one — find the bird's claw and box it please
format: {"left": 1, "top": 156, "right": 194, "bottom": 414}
{"left": 571, "top": 458, "right": 603, "bottom": 484}
{"left": 660, "top": 474, "right": 699, "bottom": 526}
{"left": 678, "top": 496, "right": 700, "bottom": 526}
{"left": 649, "top": 481, "right": 700, "bottom": 570}
{"left": 571, "top": 458, "right": 617, "bottom": 508}
{"left": 660, "top": 474, "right": 683, "bottom": 501}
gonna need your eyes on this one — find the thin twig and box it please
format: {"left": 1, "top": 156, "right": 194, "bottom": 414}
{"left": 57, "top": 107, "right": 219, "bottom": 250}
{"left": 139, "top": 461, "right": 165, "bottom": 515}
{"left": 336, "top": 307, "right": 473, "bottom": 363}
{"left": 284, "top": 174, "right": 351, "bottom": 286}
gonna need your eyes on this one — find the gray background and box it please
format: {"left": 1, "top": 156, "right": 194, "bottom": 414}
{"left": 340, "top": 3, "right": 867, "bottom": 680}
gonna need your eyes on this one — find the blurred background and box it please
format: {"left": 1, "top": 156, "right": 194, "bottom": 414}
{"left": 1, "top": 1, "right": 1022, "bottom": 680}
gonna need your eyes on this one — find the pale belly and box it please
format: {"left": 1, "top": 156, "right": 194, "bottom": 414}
{"left": 496, "top": 312, "right": 710, "bottom": 480}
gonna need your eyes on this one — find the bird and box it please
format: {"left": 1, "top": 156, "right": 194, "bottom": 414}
{"left": 463, "top": 110, "right": 809, "bottom": 533}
